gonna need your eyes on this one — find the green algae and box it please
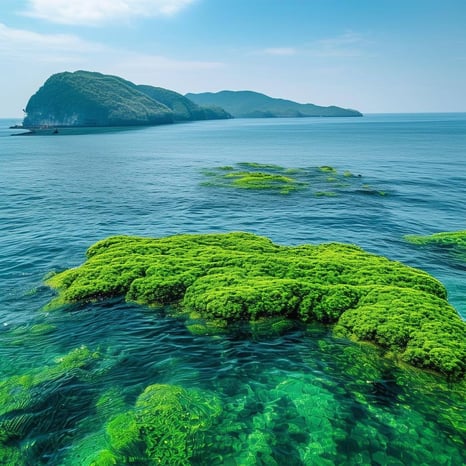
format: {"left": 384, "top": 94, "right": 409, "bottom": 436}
{"left": 103, "top": 383, "right": 222, "bottom": 465}
{"left": 405, "top": 230, "right": 466, "bottom": 263}
{"left": 0, "top": 345, "right": 103, "bottom": 462}
{"left": 315, "top": 191, "right": 337, "bottom": 197}
{"left": 319, "top": 165, "right": 337, "bottom": 173}
{"left": 201, "top": 162, "right": 387, "bottom": 197}
{"left": 226, "top": 171, "right": 305, "bottom": 194}
{"left": 46, "top": 232, "right": 465, "bottom": 380}
{"left": 0, "top": 345, "right": 101, "bottom": 417}
{"left": 5, "top": 320, "right": 57, "bottom": 347}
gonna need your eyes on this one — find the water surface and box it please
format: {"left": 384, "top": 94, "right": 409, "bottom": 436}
{"left": 1, "top": 114, "right": 465, "bottom": 464}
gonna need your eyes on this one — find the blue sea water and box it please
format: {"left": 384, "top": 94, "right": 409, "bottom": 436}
{"left": 0, "top": 114, "right": 465, "bottom": 464}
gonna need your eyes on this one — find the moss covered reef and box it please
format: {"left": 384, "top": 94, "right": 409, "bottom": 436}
{"left": 225, "top": 171, "right": 305, "bottom": 194}
{"left": 405, "top": 230, "right": 466, "bottom": 263}
{"left": 101, "top": 383, "right": 222, "bottom": 465}
{"left": 46, "top": 232, "right": 466, "bottom": 380}
{"left": 201, "top": 162, "right": 386, "bottom": 196}
{"left": 0, "top": 346, "right": 102, "bottom": 462}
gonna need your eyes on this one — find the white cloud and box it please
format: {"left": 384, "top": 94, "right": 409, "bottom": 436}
{"left": 23, "top": 0, "right": 197, "bottom": 25}
{"left": 0, "top": 21, "right": 224, "bottom": 100}
{"left": 258, "top": 33, "right": 368, "bottom": 59}
{"left": 263, "top": 47, "right": 297, "bottom": 56}
{"left": 0, "top": 22, "right": 105, "bottom": 62}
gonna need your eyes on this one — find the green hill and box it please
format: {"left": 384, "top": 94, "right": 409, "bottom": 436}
{"left": 137, "top": 85, "right": 231, "bottom": 121}
{"left": 185, "top": 90, "right": 362, "bottom": 118}
{"left": 23, "top": 71, "right": 230, "bottom": 128}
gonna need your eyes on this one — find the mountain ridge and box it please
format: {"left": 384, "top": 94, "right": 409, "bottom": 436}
{"left": 22, "top": 71, "right": 361, "bottom": 130}
{"left": 185, "top": 90, "right": 362, "bottom": 118}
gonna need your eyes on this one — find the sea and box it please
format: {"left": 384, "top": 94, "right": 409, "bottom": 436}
{"left": 0, "top": 114, "right": 465, "bottom": 465}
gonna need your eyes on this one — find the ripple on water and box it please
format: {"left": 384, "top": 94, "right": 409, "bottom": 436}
{"left": 0, "top": 300, "right": 464, "bottom": 465}
{"left": 1, "top": 116, "right": 466, "bottom": 464}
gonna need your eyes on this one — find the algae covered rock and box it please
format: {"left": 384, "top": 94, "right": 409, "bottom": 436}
{"left": 46, "top": 232, "right": 466, "bottom": 379}
{"left": 0, "top": 345, "right": 103, "bottom": 462}
{"left": 201, "top": 162, "right": 386, "bottom": 196}
{"left": 105, "top": 383, "right": 222, "bottom": 465}
{"left": 405, "top": 230, "right": 466, "bottom": 263}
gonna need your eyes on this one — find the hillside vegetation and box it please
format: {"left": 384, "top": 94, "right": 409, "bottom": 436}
{"left": 186, "top": 90, "right": 362, "bottom": 118}
{"left": 23, "top": 71, "right": 230, "bottom": 128}
{"left": 137, "top": 85, "right": 230, "bottom": 121}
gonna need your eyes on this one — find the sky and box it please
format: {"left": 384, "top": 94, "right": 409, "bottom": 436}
{"left": 1, "top": 0, "right": 466, "bottom": 117}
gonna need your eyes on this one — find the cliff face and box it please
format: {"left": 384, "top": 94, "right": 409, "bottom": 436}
{"left": 185, "top": 90, "right": 363, "bottom": 118}
{"left": 23, "top": 71, "right": 230, "bottom": 128}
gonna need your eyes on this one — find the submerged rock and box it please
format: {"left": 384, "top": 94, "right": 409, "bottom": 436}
{"left": 405, "top": 230, "right": 466, "bottom": 263}
{"left": 105, "top": 383, "right": 222, "bottom": 465}
{"left": 201, "top": 162, "right": 386, "bottom": 196}
{"left": 46, "top": 232, "right": 466, "bottom": 380}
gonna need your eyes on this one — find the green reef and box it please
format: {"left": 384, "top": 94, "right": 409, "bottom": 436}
{"left": 405, "top": 230, "right": 466, "bottom": 263}
{"left": 58, "top": 383, "right": 222, "bottom": 466}
{"left": 201, "top": 162, "right": 386, "bottom": 196}
{"left": 0, "top": 346, "right": 103, "bottom": 463}
{"left": 46, "top": 232, "right": 465, "bottom": 380}
{"left": 106, "top": 384, "right": 221, "bottom": 464}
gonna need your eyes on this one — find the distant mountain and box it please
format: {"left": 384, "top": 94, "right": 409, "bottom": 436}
{"left": 23, "top": 71, "right": 231, "bottom": 128}
{"left": 185, "top": 90, "right": 362, "bottom": 118}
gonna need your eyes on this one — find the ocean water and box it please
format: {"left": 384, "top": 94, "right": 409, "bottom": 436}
{"left": 0, "top": 114, "right": 465, "bottom": 464}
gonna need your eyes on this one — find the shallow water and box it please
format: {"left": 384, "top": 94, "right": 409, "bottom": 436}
{"left": 1, "top": 115, "right": 465, "bottom": 464}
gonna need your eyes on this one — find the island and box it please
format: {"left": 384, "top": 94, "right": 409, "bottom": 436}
{"left": 185, "top": 90, "right": 363, "bottom": 118}
{"left": 21, "top": 70, "right": 231, "bottom": 131}
{"left": 46, "top": 232, "right": 465, "bottom": 381}
{"left": 19, "top": 70, "right": 362, "bottom": 133}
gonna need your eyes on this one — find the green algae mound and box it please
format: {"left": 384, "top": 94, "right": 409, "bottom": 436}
{"left": 225, "top": 171, "right": 303, "bottom": 194}
{"left": 0, "top": 346, "right": 102, "bottom": 462}
{"left": 405, "top": 230, "right": 466, "bottom": 263}
{"left": 201, "top": 162, "right": 386, "bottom": 196}
{"left": 104, "top": 383, "right": 222, "bottom": 465}
{"left": 46, "top": 232, "right": 466, "bottom": 380}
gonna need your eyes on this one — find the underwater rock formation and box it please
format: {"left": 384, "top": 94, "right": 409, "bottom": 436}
{"left": 104, "top": 383, "right": 222, "bottom": 465}
{"left": 0, "top": 346, "right": 102, "bottom": 463}
{"left": 405, "top": 230, "right": 466, "bottom": 263}
{"left": 201, "top": 163, "right": 386, "bottom": 196}
{"left": 45, "top": 232, "right": 466, "bottom": 380}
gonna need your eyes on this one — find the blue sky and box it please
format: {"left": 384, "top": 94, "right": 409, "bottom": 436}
{"left": 1, "top": 0, "right": 466, "bottom": 117}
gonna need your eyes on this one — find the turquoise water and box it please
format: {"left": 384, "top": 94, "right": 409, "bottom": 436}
{"left": 1, "top": 114, "right": 465, "bottom": 464}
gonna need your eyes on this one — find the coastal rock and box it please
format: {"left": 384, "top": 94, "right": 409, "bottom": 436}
{"left": 46, "top": 232, "right": 466, "bottom": 380}
{"left": 405, "top": 230, "right": 466, "bottom": 263}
